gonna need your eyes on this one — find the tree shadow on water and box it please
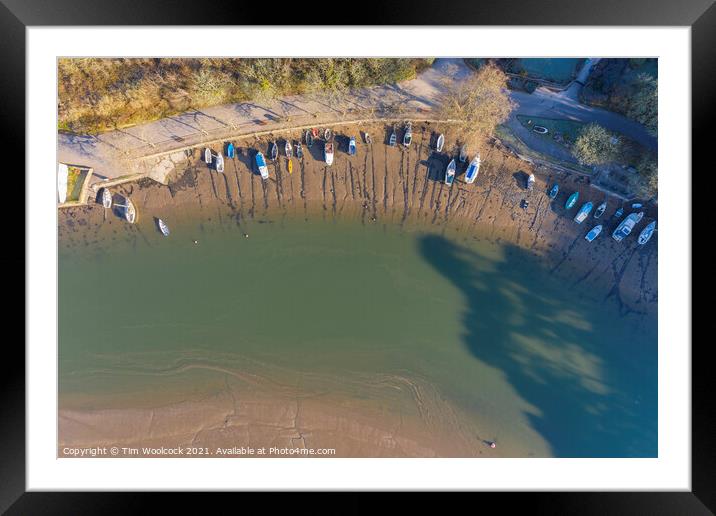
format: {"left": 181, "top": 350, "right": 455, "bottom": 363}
{"left": 417, "top": 234, "right": 657, "bottom": 457}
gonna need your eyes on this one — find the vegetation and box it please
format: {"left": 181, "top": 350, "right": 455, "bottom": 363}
{"left": 628, "top": 151, "right": 658, "bottom": 199}
{"left": 436, "top": 62, "right": 515, "bottom": 145}
{"left": 572, "top": 123, "right": 621, "bottom": 166}
{"left": 58, "top": 58, "right": 434, "bottom": 133}
{"left": 625, "top": 73, "right": 657, "bottom": 136}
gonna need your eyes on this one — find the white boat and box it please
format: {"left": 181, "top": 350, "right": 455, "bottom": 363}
{"left": 101, "top": 188, "right": 112, "bottom": 209}
{"left": 204, "top": 148, "right": 212, "bottom": 164}
{"left": 324, "top": 128, "right": 333, "bottom": 141}
{"left": 389, "top": 129, "right": 397, "bottom": 146}
{"left": 255, "top": 152, "right": 269, "bottom": 180}
{"left": 364, "top": 133, "right": 371, "bottom": 144}
{"left": 585, "top": 224, "right": 603, "bottom": 242}
{"left": 124, "top": 197, "right": 136, "bottom": 224}
{"left": 403, "top": 122, "right": 412, "bottom": 147}
{"left": 436, "top": 133, "right": 445, "bottom": 153}
{"left": 57, "top": 163, "right": 68, "bottom": 203}
{"left": 465, "top": 154, "right": 481, "bottom": 184}
{"left": 348, "top": 136, "right": 356, "bottom": 156}
{"left": 574, "top": 201, "right": 594, "bottom": 224}
{"left": 459, "top": 145, "right": 468, "bottom": 163}
{"left": 216, "top": 152, "right": 224, "bottom": 173}
{"left": 594, "top": 201, "right": 607, "bottom": 218}
{"left": 296, "top": 142, "right": 303, "bottom": 159}
{"left": 285, "top": 140, "right": 292, "bottom": 158}
{"left": 612, "top": 211, "right": 644, "bottom": 241}
{"left": 324, "top": 141, "right": 334, "bottom": 165}
{"left": 445, "top": 158, "right": 456, "bottom": 186}
{"left": 157, "top": 218, "right": 170, "bottom": 236}
{"left": 638, "top": 221, "right": 656, "bottom": 244}
{"left": 527, "top": 173, "right": 535, "bottom": 191}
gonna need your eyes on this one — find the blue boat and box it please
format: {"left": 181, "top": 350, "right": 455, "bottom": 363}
{"left": 574, "top": 202, "right": 593, "bottom": 223}
{"left": 255, "top": 152, "right": 269, "bottom": 180}
{"left": 613, "top": 207, "right": 624, "bottom": 220}
{"left": 348, "top": 136, "right": 356, "bottom": 156}
{"left": 305, "top": 130, "right": 314, "bottom": 148}
{"left": 389, "top": 128, "right": 397, "bottom": 147}
{"left": 565, "top": 191, "right": 579, "bottom": 209}
{"left": 445, "top": 158, "right": 456, "bottom": 186}
{"left": 464, "top": 154, "right": 481, "bottom": 184}
{"left": 226, "top": 142, "right": 235, "bottom": 159}
{"left": 549, "top": 183, "right": 559, "bottom": 199}
{"left": 585, "top": 224, "right": 603, "bottom": 242}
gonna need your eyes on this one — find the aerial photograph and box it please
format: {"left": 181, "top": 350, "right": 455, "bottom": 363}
{"left": 57, "top": 57, "right": 657, "bottom": 458}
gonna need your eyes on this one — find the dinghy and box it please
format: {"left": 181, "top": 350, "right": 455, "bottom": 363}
{"left": 285, "top": 140, "right": 292, "bottom": 158}
{"left": 464, "top": 154, "right": 481, "bottom": 184}
{"left": 548, "top": 183, "right": 559, "bottom": 200}
{"left": 348, "top": 136, "right": 356, "bottom": 156}
{"left": 226, "top": 143, "right": 235, "bottom": 159}
{"left": 296, "top": 142, "right": 303, "bottom": 159}
{"left": 585, "top": 224, "right": 603, "bottom": 242}
{"left": 612, "top": 211, "right": 644, "bottom": 242}
{"left": 216, "top": 152, "right": 224, "bottom": 173}
{"left": 157, "top": 218, "right": 170, "bottom": 236}
{"left": 613, "top": 207, "right": 624, "bottom": 220}
{"left": 459, "top": 145, "right": 468, "bottom": 163}
{"left": 594, "top": 201, "right": 607, "bottom": 218}
{"left": 365, "top": 133, "right": 372, "bottom": 144}
{"left": 565, "top": 191, "right": 579, "bottom": 209}
{"left": 324, "top": 141, "right": 334, "bottom": 165}
{"left": 270, "top": 142, "right": 278, "bottom": 161}
{"left": 436, "top": 133, "right": 445, "bottom": 153}
{"left": 255, "top": 152, "right": 269, "bottom": 180}
{"left": 287, "top": 159, "right": 293, "bottom": 175}
{"left": 638, "top": 221, "right": 656, "bottom": 245}
{"left": 527, "top": 173, "right": 535, "bottom": 191}
{"left": 445, "top": 158, "right": 456, "bottom": 186}
{"left": 389, "top": 129, "right": 397, "bottom": 147}
{"left": 631, "top": 203, "right": 643, "bottom": 209}
{"left": 101, "top": 188, "right": 112, "bottom": 209}
{"left": 204, "top": 148, "right": 212, "bottom": 164}
{"left": 324, "top": 128, "right": 333, "bottom": 141}
{"left": 124, "top": 197, "right": 136, "bottom": 224}
{"left": 403, "top": 122, "right": 412, "bottom": 147}
{"left": 305, "top": 130, "right": 314, "bottom": 147}
{"left": 574, "top": 202, "right": 594, "bottom": 223}
{"left": 57, "top": 163, "right": 68, "bottom": 203}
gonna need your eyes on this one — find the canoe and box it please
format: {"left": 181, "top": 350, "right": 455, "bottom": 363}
{"left": 613, "top": 207, "right": 624, "bottom": 220}
{"left": 445, "top": 158, "right": 456, "bottom": 186}
{"left": 124, "top": 197, "right": 136, "bottom": 224}
{"left": 612, "top": 211, "right": 644, "bottom": 242}
{"left": 403, "top": 123, "right": 412, "bottom": 147}
{"left": 585, "top": 224, "right": 603, "bottom": 242}
{"left": 638, "top": 221, "right": 656, "bottom": 244}
{"left": 285, "top": 140, "right": 292, "bottom": 158}
{"left": 465, "top": 154, "right": 481, "bottom": 184}
{"left": 296, "top": 142, "right": 303, "bottom": 159}
{"left": 574, "top": 201, "right": 594, "bottom": 223}
{"left": 57, "top": 163, "right": 68, "bottom": 203}
{"left": 565, "top": 191, "right": 579, "bottom": 209}
{"left": 226, "top": 143, "right": 235, "bottom": 159}
{"left": 436, "top": 133, "right": 445, "bottom": 153}
{"left": 216, "top": 152, "right": 224, "bottom": 173}
{"left": 306, "top": 131, "right": 314, "bottom": 148}
{"left": 324, "top": 128, "right": 333, "bottom": 141}
{"left": 101, "top": 188, "right": 112, "bottom": 209}
{"left": 389, "top": 130, "right": 397, "bottom": 146}
{"left": 287, "top": 159, "right": 293, "bottom": 175}
{"left": 594, "top": 201, "right": 607, "bottom": 218}
{"left": 348, "top": 136, "right": 356, "bottom": 156}
{"left": 459, "top": 145, "right": 468, "bottom": 163}
{"left": 324, "top": 141, "right": 334, "bottom": 165}
{"left": 157, "top": 218, "right": 170, "bottom": 236}
{"left": 548, "top": 183, "right": 559, "bottom": 199}
{"left": 255, "top": 152, "right": 269, "bottom": 180}
{"left": 204, "top": 148, "right": 212, "bottom": 164}
{"left": 527, "top": 173, "right": 535, "bottom": 190}
{"left": 270, "top": 142, "right": 278, "bottom": 161}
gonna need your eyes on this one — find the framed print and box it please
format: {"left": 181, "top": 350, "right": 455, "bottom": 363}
{"left": 6, "top": 0, "right": 709, "bottom": 511}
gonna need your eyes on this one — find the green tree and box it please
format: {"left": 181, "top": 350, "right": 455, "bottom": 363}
{"left": 572, "top": 123, "right": 621, "bottom": 165}
{"left": 629, "top": 152, "right": 658, "bottom": 199}
{"left": 626, "top": 73, "right": 658, "bottom": 136}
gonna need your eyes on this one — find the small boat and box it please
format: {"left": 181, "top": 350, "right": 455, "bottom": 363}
{"left": 287, "top": 159, "right": 293, "bottom": 175}
{"left": 270, "top": 142, "right": 278, "bottom": 161}
{"left": 585, "top": 224, "right": 603, "bottom": 242}
{"left": 632, "top": 203, "right": 643, "bottom": 209}
{"left": 324, "top": 128, "right": 333, "bottom": 141}
{"left": 215, "top": 152, "right": 224, "bottom": 173}
{"left": 594, "top": 201, "right": 607, "bottom": 219}
{"left": 613, "top": 207, "right": 624, "bottom": 220}
{"left": 157, "top": 218, "right": 170, "bottom": 236}
{"left": 324, "top": 141, "right": 334, "bottom": 165}
{"left": 101, "top": 188, "right": 112, "bottom": 209}
{"left": 364, "top": 133, "right": 372, "bottom": 144}
{"left": 124, "top": 197, "right": 136, "bottom": 224}
{"left": 389, "top": 129, "right": 397, "bottom": 147}
{"left": 533, "top": 125, "right": 548, "bottom": 135}
{"left": 57, "top": 163, "right": 68, "bottom": 203}
{"left": 285, "top": 140, "right": 292, "bottom": 158}
{"left": 436, "top": 133, "right": 445, "bottom": 153}
{"left": 459, "top": 145, "right": 468, "bottom": 163}
{"left": 306, "top": 131, "right": 314, "bottom": 148}
{"left": 445, "top": 158, "right": 456, "bottom": 186}
{"left": 565, "top": 191, "right": 579, "bottom": 209}
{"left": 255, "top": 152, "right": 269, "bottom": 180}
{"left": 204, "top": 148, "right": 212, "bottom": 164}
{"left": 464, "top": 154, "right": 481, "bottom": 184}
{"left": 548, "top": 183, "right": 559, "bottom": 199}
{"left": 311, "top": 127, "right": 319, "bottom": 138}
{"left": 296, "top": 142, "right": 303, "bottom": 159}
{"left": 348, "top": 136, "right": 357, "bottom": 156}
{"left": 612, "top": 211, "right": 644, "bottom": 242}
{"left": 574, "top": 202, "right": 593, "bottom": 223}
{"left": 638, "top": 221, "right": 656, "bottom": 245}
{"left": 521, "top": 199, "right": 529, "bottom": 210}
{"left": 527, "top": 173, "right": 535, "bottom": 191}
{"left": 226, "top": 143, "right": 235, "bottom": 159}
{"left": 403, "top": 122, "right": 412, "bottom": 147}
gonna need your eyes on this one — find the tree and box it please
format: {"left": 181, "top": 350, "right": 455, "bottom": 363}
{"left": 436, "top": 62, "right": 515, "bottom": 143}
{"left": 626, "top": 73, "right": 657, "bottom": 136}
{"left": 629, "top": 152, "right": 658, "bottom": 199}
{"left": 572, "top": 123, "right": 621, "bottom": 166}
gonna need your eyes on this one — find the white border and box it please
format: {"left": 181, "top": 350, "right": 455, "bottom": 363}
{"left": 28, "top": 27, "right": 690, "bottom": 490}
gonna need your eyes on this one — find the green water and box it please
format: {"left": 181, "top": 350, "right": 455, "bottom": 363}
{"left": 59, "top": 214, "right": 656, "bottom": 457}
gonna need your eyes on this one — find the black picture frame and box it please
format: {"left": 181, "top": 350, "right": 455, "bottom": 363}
{"left": 5, "top": 0, "right": 706, "bottom": 512}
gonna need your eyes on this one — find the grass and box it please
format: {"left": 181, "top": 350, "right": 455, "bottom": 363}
{"left": 65, "top": 166, "right": 88, "bottom": 202}
{"left": 516, "top": 115, "right": 584, "bottom": 146}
